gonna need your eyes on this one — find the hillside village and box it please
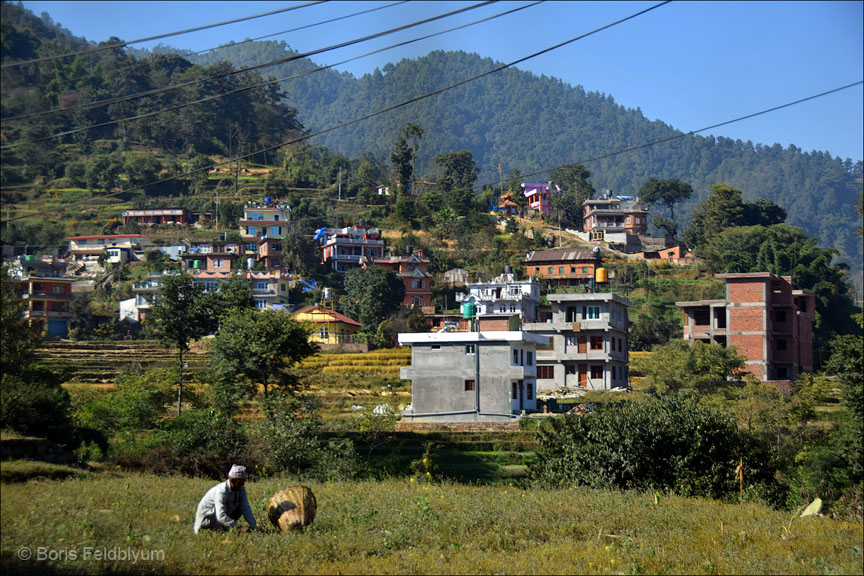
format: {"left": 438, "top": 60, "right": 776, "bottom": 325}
{"left": 6, "top": 178, "right": 821, "bottom": 427}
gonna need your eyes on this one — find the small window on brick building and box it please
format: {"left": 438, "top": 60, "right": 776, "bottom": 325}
{"left": 776, "top": 366, "right": 788, "bottom": 379}
{"left": 775, "top": 310, "right": 786, "bottom": 323}
{"left": 465, "top": 379, "right": 475, "bottom": 391}
{"left": 465, "top": 344, "right": 475, "bottom": 355}
{"left": 776, "top": 339, "right": 788, "bottom": 351}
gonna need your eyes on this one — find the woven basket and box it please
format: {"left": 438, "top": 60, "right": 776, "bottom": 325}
{"left": 268, "top": 486, "right": 317, "bottom": 532}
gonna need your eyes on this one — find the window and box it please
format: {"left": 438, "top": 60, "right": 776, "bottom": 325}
{"left": 256, "top": 281, "right": 268, "bottom": 290}
{"left": 612, "top": 366, "right": 617, "bottom": 380}
{"left": 513, "top": 349, "right": 520, "bottom": 365}
{"left": 547, "top": 267, "right": 554, "bottom": 274}
{"left": 500, "top": 306, "right": 507, "bottom": 313}
{"left": 537, "top": 337, "right": 554, "bottom": 351}
{"left": 512, "top": 381, "right": 518, "bottom": 399}
{"left": 582, "top": 266, "right": 588, "bottom": 274}
{"left": 510, "top": 305, "right": 516, "bottom": 313}
{"left": 271, "top": 226, "right": 281, "bottom": 235}
{"left": 212, "top": 258, "right": 224, "bottom": 268}
{"left": 319, "top": 327, "right": 329, "bottom": 339}
{"left": 590, "top": 365, "right": 603, "bottom": 380}
{"left": 776, "top": 339, "right": 787, "bottom": 351}
{"left": 590, "top": 336, "right": 603, "bottom": 350}
{"left": 625, "top": 216, "right": 631, "bottom": 224}
{"left": 566, "top": 335, "right": 577, "bottom": 347}
{"left": 271, "top": 243, "right": 282, "bottom": 252}
{"left": 776, "top": 366, "right": 788, "bottom": 379}
{"left": 465, "top": 344, "right": 476, "bottom": 355}
{"left": 611, "top": 338, "right": 616, "bottom": 352}
{"left": 256, "top": 300, "right": 266, "bottom": 309}
{"left": 526, "top": 382, "right": 533, "bottom": 400}
{"left": 527, "top": 351, "right": 533, "bottom": 365}
{"left": 775, "top": 310, "right": 786, "bottom": 323}
{"left": 583, "top": 306, "right": 600, "bottom": 320}
{"left": 619, "top": 338, "right": 623, "bottom": 352}
{"left": 464, "top": 379, "right": 475, "bottom": 391}
{"left": 246, "top": 243, "right": 257, "bottom": 252}
{"left": 431, "top": 345, "right": 441, "bottom": 350}
{"left": 52, "top": 284, "right": 66, "bottom": 294}
{"left": 411, "top": 279, "right": 424, "bottom": 289}
{"left": 537, "top": 365, "right": 554, "bottom": 379}
{"left": 558, "top": 266, "right": 564, "bottom": 274}
{"left": 570, "top": 266, "right": 576, "bottom": 273}
{"left": 247, "top": 226, "right": 256, "bottom": 235}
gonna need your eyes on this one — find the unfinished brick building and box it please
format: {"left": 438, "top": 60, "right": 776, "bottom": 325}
{"left": 676, "top": 273, "right": 815, "bottom": 382}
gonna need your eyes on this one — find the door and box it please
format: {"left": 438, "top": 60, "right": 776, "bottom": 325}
{"left": 578, "top": 364, "right": 588, "bottom": 387}
{"left": 577, "top": 336, "right": 587, "bottom": 354}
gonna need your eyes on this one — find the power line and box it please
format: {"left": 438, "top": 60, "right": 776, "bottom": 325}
{"left": 1, "top": 1, "right": 544, "bottom": 146}
{"left": 5, "top": 79, "right": 858, "bottom": 226}
{"left": 0, "top": 1, "right": 327, "bottom": 70}
{"left": 2, "top": 1, "right": 409, "bottom": 122}
{"left": 0, "top": 1, "right": 496, "bottom": 148}
{"left": 507, "top": 80, "right": 864, "bottom": 187}
{"left": 1, "top": 0, "right": 672, "bottom": 222}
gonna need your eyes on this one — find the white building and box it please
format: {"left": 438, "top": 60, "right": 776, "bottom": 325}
{"left": 455, "top": 268, "right": 541, "bottom": 324}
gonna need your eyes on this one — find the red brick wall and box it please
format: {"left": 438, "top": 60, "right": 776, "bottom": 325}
{"left": 729, "top": 333, "right": 765, "bottom": 362}
{"left": 727, "top": 280, "right": 766, "bottom": 303}
{"left": 728, "top": 306, "right": 764, "bottom": 333}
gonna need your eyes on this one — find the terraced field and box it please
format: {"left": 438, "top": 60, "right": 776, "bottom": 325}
{"left": 37, "top": 340, "right": 209, "bottom": 385}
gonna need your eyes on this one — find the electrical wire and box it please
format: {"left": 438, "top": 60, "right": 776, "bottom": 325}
{"left": 3, "top": 79, "right": 858, "bottom": 226}
{"left": 0, "top": 1, "right": 327, "bottom": 70}
{"left": 1, "top": 1, "right": 544, "bottom": 147}
{"left": 1, "top": 1, "right": 409, "bottom": 122}
{"left": 0, "top": 0, "right": 682, "bottom": 224}
{"left": 0, "top": 0, "right": 495, "bottom": 138}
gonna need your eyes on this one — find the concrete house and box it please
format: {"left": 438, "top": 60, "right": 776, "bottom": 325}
{"left": 368, "top": 251, "right": 433, "bottom": 310}
{"left": 398, "top": 331, "right": 546, "bottom": 422}
{"left": 317, "top": 224, "right": 384, "bottom": 274}
{"left": 676, "top": 273, "right": 814, "bottom": 381}
{"left": 7, "top": 255, "right": 73, "bottom": 337}
{"left": 523, "top": 292, "right": 630, "bottom": 391}
{"left": 581, "top": 194, "right": 649, "bottom": 242}
{"left": 521, "top": 182, "right": 550, "bottom": 218}
{"left": 293, "top": 305, "right": 365, "bottom": 351}
{"left": 524, "top": 249, "right": 598, "bottom": 288}
{"left": 455, "top": 268, "right": 541, "bottom": 327}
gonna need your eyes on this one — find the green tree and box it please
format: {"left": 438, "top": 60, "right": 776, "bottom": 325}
{"left": 85, "top": 153, "right": 122, "bottom": 191}
{"left": 632, "top": 340, "right": 747, "bottom": 394}
{"left": 390, "top": 136, "right": 412, "bottom": 196}
{"left": 550, "top": 163, "right": 596, "bottom": 226}
{"left": 638, "top": 178, "right": 693, "bottom": 224}
{"left": 149, "top": 273, "right": 214, "bottom": 415}
{"left": 402, "top": 122, "right": 424, "bottom": 194}
{"left": 342, "top": 265, "right": 405, "bottom": 333}
{"left": 434, "top": 150, "right": 479, "bottom": 217}
{"left": 210, "top": 308, "right": 318, "bottom": 400}
{"left": 1, "top": 268, "right": 40, "bottom": 375}
{"left": 211, "top": 273, "right": 255, "bottom": 323}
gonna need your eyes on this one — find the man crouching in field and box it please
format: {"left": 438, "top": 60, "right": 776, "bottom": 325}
{"left": 193, "top": 464, "right": 258, "bottom": 534}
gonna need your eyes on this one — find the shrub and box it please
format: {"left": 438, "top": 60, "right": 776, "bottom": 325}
{"left": 0, "top": 368, "right": 75, "bottom": 444}
{"left": 531, "top": 394, "right": 781, "bottom": 502}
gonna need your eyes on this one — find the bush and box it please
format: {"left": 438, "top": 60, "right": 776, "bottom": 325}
{"left": 531, "top": 394, "right": 781, "bottom": 502}
{"left": 0, "top": 368, "right": 75, "bottom": 444}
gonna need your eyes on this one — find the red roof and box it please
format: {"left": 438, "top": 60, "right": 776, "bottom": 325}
{"left": 294, "top": 305, "right": 361, "bottom": 327}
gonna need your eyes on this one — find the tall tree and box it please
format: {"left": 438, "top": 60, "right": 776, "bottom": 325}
{"left": 638, "top": 178, "right": 693, "bottom": 223}
{"left": 210, "top": 308, "right": 318, "bottom": 400}
{"left": 402, "top": 122, "right": 424, "bottom": 194}
{"left": 149, "top": 273, "right": 214, "bottom": 414}
{"left": 434, "top": 150, "right": 479, "bottom": 217}
{"left": 390, "top": 136, "right": 413, "bottom": 196}
{"left": 342, "top": 266, "right": 405, "bottom": 333}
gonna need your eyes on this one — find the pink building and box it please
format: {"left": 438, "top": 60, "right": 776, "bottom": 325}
{"left": 521, "top": 183, "right": 550, "bottom": 218}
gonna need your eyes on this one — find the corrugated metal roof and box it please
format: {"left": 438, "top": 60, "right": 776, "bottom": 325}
{"left": 525, "top": 249, "right": 595, "bottom": 262}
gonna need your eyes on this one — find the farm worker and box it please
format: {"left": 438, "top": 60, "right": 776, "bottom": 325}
{"left": 193, "top": 464, "right": 258, "bottom": 534}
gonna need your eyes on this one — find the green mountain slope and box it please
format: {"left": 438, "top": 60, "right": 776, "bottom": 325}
{"left": 189, "top": 42, "right": 863, "bottom": 282}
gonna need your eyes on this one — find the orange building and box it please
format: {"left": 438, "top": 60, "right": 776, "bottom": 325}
{"left": 676, "top": 273, "right": 814, "bottom": 382}
{"left": 368, "top": 252, "right": 433, "bottom": 310}
{"left": 524, "top": 249, "right": 598, "bottom": 288}
{"left": 582, "top": 196, "right": 649, "bottom": 238}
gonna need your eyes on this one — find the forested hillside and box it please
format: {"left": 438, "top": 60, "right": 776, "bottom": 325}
{"left": 187, "top": 41, "right": 863, "bottom": 280}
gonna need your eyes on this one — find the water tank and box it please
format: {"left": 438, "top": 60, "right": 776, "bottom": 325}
{"left": 247, "top": 258, "right": 255, "bottom": 270}
{"left": 504, "top": 265, "right": 512, "bottom": 275}
{"left": 595, "top": 267, "right": 608, "bottom": 283}
{"left": 323, "top": 287, "right": 332, "bottom": 301}
{"left": 461, "top": 301, "right": 476, "bottom": 319}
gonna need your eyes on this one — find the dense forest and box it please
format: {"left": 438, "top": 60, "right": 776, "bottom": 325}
{"left": 184, "top": 40, "right": 863, "bottom": 282}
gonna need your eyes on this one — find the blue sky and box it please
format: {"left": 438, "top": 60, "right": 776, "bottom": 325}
{"left": 21, "top": 1, "right": 864, "bottom": 162}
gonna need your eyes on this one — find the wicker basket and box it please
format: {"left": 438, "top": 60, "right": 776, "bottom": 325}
{"left": 267, "top": 486, "right": 317, "bottom": 532}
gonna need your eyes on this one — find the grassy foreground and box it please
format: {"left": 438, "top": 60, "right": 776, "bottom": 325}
{"left": 1, "top": 474, "right": 861, "bottom": 575}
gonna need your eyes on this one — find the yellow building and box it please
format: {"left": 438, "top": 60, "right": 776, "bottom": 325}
{"left": 293, "top": 306, "right": 362, "bottom": 346}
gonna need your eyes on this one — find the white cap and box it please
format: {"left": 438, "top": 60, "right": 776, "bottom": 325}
{"left": 228, "top": 464, "right": 247, "bottom": 480}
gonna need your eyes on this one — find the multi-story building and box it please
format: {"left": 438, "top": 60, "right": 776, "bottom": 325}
{"left": 456, "top": 268, "right": 541, "bottom": 327}
{"left": 676, "top": 273, "right": 814, "bottom": 381}
{"left": 182, "top": 240, "right": 243, "bottom": 273}
{"left": 369, "top": 251, "right": 433, "bottom": 309}
{"left": 524, "top": 249, "right": 598, "bottom": 288}
{"left": 8, "top": 256, "right": 74, "bottom": 337}
{"left": 523, "top": 292, "right": 630, "bottom": 391}
{"left": 67, "top": 234, "right": 149, "bottom": 264}
{"left": 582, "top": 194, "right": 649, "bottom": 240}
{"left": 239, "top": 200, "right": 291, "bottom": 265}
{"left": 122, "top": 208, "right": 197, "bottom": 226}
{"left": 521, "top": 182, "right": 550, "bottom": 218}
{"left": 398, "top": 330, "right": 546, "bottom": 422}
{"left": 187, "top": 270, "right": 294, "bottom": 309}
{"left": 317, "top": 224, "right": 384, "bottom": 274}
